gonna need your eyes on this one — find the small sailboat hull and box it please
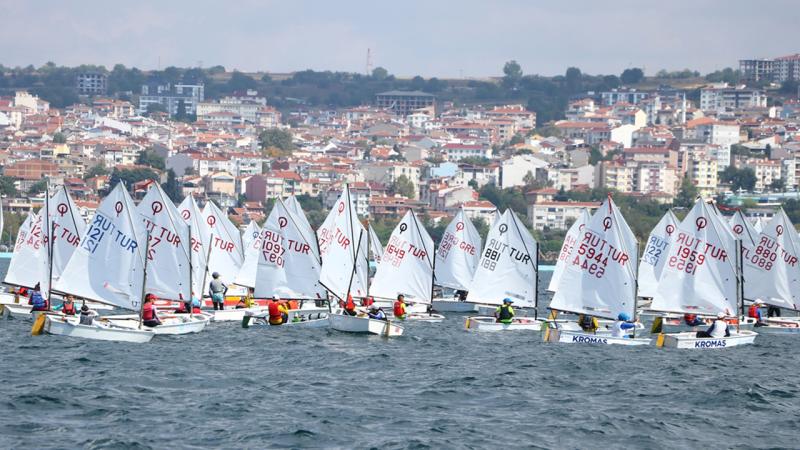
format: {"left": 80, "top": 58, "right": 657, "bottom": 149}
{"left": 651, "top": 315, "right": 756, "bottom": 333}
{"left": 431, "top": 299, "right": 478, "bottom": 313}
{"left": 104, "top": 315, "right": 209, "bottom": 335}
{"left": 546, "top": 328, "right": 652, "bottom": 346}
{"left": 207, "top": 307, "right": 268, "bottom": 322}
{"left": 464, "top": 316, "right": 544, "bottom": 332}
{"left": 398, "top": 313, "right": 445, "bottom": 323}
{"left": 242, "top": 309, "right": 330, "bottom": 328}
{"left": 329, "top": 314, "right": 404, "bottom": 337}
{"left": 656, "top": 330, "right": 758, "bottom": 349}
{"left": 44, "top": 315, "right": 155, "bottom": 343}
{"left": 753, "top": 318, "right": 800, "bottom": 334}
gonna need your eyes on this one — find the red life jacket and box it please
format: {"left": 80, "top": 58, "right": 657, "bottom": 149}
{"left": 62, "top": 303, "right": 76, "bottom": 315}
{"left": 174, "top": 303, "right": 188, "bottom": 313}
{"left": 345, "top": 296, "right": 355, "bottom": 311}
{"left": 268, "top": 301, "right": 282, "bottom": 319}
{"left": 192, "top": 307, "right": 202, "bottom": 314}
{"left": 393, "top": 301, "right": 406, "bottom": 317}
{"left": 142, "top": 303, "right": 156, "bottom": 321}
{"left": 748, "top": 304, "right": 759, "bottom": 318}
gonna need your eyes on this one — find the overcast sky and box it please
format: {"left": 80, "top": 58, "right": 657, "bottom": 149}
{"left": 2, "top": 0, "right": 798, "bottom": 78}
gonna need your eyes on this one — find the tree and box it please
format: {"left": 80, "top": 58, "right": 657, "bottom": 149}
{"left": 468, "top": 179, "right": 479, "bottom": 190}
{"left": 675, "top": 177, "right": 699, "bottom": 208}
{"left": 0, "top": 176, "right": 18, "bottom": 197}
{"left": 84, "top": 163, "right": 109, "bottom": 180}
{"left": 175, "top": 99, "right": 187, "bottom": 121}
{"left": 261, "top": 73, "right": 272, "bottom": 83}
{"left": 52, "top": 132, "right": 67, "bottom": 144}
{"left": 109, "top": 168, "right": 159, "bottom": 192}
{"left": 259, "top": 129, "right": 294, "bottom": 153}
{"left": 620, "top": 68, "right": 645, "bottom": 85}
{"left": 371, "top": 67, "right": 389, "bottom": 80}
{"left": 161, "top": 169, "right": 183, "bottom": 203}
{"left": 502, "top": 60, "right": 523, "bottom": 89}
{"left": 565, "top": 67, "right": 582, "bottom": 93}
{"left": 770, "top": 178, "right": 786, "bottom": 192}
{"left": 136, "top": 149, "right": 166, "bottom": 170}
{"left": 721, "top": 166, "right": 757, "bottom": 192}
{"left": 390, "top": 175, "right": 416, "bottom": 199}
{"left": 227, "top": 71, "right": 258, "bottom": 91}
{"left": 28, "top": 179, "right": 48, "bottom": 195}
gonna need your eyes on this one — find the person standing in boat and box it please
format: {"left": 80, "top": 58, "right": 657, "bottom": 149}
{"left": 79, "top": 303, "right": 96, "bottom": 325}
{"left": 494, "top": 298, "right": 515, "bottom": 324}
{"left": 367, "top": 304, "right": 387, "bottom": 321}
{"left": 56, "top": 295, "right": 77, "bottom": 316}
{"left": 28, "top": 283, "right": 49, "bottom": 312}
{"left": 142, "top": 294, "right": 162, "bottom": 328}
{"left": 695, "top": 313, "right": 730, "bottom": 338}
{"left": 577, "top": 314, "right": 599, "bottom": 333}
{"left": 209, "top": 272, "right": 228, "bottom": 311}
{"left": 748, "top": 299, "right": 767, "bottom": 326}
{"left": 611, "top": 313, "right": 637, "bottom": 338}
{"left": 393, "top": 294, "right": 408, "bottom": 320}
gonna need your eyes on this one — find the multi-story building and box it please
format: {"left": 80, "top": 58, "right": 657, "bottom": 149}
{"left": 740, "top": 54, "right": 800, "bottom": 83}
{"left": 441, "top": 143, "right": 492, "bottom": 162}
{"left": 686, "top": 153, "right": 718, "bottom": 196}
{"left": 699, "top": 84, "right": 767, "bottom": 111}
{"left": 197, "top": 93, "right": 267, "bottom": 124}
{"left": 139, "top": 83, "right": 205, "bottom": 116}
{"left": 375, "top": 90, "right": 435, "bottom": 116}
{"left": 742, "top": 158, "right": 782, "bottom": 191}
{"left": 76, "top": 72, "right": 108, "bottom": 95}
{"left": 634, "top": 162, "right": 679, "bottom": 196}
{"left": 600, "top": 89, "right": 649, "bottom": 106}
{"left": 529, "top": 201, "right": 600, "bottom": 231}
{"left": 595, "top": 161, "right": 635, "bottom": 193}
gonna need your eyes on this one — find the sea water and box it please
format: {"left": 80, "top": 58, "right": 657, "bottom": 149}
{"left": 0, "top": 259, "right": 798, "bottom": 448}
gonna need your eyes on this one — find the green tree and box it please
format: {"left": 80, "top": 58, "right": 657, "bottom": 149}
{"left": 674, "top": 177, "right": 699, "bottom": 207}
{"left": 620, "top": 68, "right": 645, "bottom": 85}
{"left": 371, "top": 67, "right": 389, "bottom": 80}
{"left": 502, "top": 60, "right": 523, "bottom": 89}
{"left": 468, "top": 179, "right": 479, "bottom": 190}
{"left": 390, "top": 175, "right": 416, "bottom": 199}
{"left": 565, "top": 67, "right": 582, "bottom": 93}
{"left": 161, "top": 169, "right": 183, "bottom": 202}
{"left": 84, "top": 163, "right": 109, "bottom": 180}
{"left": 136, "top": 149, "right": 166, "bottom": 170}
{"left": 259, "top": 129, "right": 294, "bottom": 154}
{"left": 109, "top": 167, "right": 159, "bottom": 192}
{"left": 52, "top": 132, "right": 67, "bottom": 144}
{"left": 227, "top": 71, "right": 258, "bottom": 91}
{"left": 720, "top": 166, "right": 756, "bottom": 192}
{"left": 175, "top": 99, "right": 187, "bottom": 121}
{"left": 770, "top": 178, "right": 786, "bottom": 192}
{"left": 28, "top": 179, "right": 48, "bottom": 195}
{"left": 0, "top": 176, "right": 18, "bottom": 197}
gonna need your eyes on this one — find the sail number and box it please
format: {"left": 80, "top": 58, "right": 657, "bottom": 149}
{"left": 642, "top": 236, "right": 668, "bottom": 265}
{"left": 668, "top": 245, "right": 706, "bottom": 275}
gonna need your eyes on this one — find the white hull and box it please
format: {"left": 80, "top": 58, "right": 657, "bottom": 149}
{"left": 328, "top": 314, "right": 404, "bottom": 337}
{"left": 464, "top": 316, "right": 544, "bottom": 332}
{"left": 399, "top": 313, "right": 445, "bottom": 323}
{"left": 44, "top": 315, "right": 155, "bottom": 343}
{"left": 656, "top": 331, "right": 758, "bottom": 349}
{"left": 104, "top": 315, "right": 208, "bottom": 335}
{"left": 431, "top": 299, "right": 478, "bottom": 313}
{"left": 651, "top": 315, "right": 756, "bottom": 333}
{"left": 372, "top": 300, "right": 428, "bottom": 314}
{"left": 546, "top": 328, "right": 652, "bottom": 346}
{"left": 242, "top": 309, "right": 330, "bottom": 328}
{"left": 207, "top": 307, "right": 268, "bottom": 322}
{"left": 754, "top": 318, "right": 800, "bottom": 334}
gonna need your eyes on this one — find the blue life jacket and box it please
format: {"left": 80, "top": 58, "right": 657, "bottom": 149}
{"left": 30, "top": 291, "right": 46, "bottom": 309}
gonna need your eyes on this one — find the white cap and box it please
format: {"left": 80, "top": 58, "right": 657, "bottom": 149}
{"left": 272, "top": 295, "right": 280, "bottom": 300}
{"left": 716, "top": 312, "right": 725, "bottom": 319}
{"left": 754, "top": 299, "right": 764, "bottom": 305}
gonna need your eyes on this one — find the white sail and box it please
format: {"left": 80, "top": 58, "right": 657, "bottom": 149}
{"left": 550, "top": 196, "right": 638, "bottom": 320}
{"left": 45, "top": 186, "right": 87, "bottom": 285}
{"left": 235, "top": 223, "right": 261, "bottom": 288}
{"left": 434, "top": 208, "right": 481, "bottom": 291}
{"left": 137, "top": 183, "right": 191, "bottom": 301}
{"left": 753, "top": 217, "right": 766, "bottom": 233}
{"left": 201, "top": 201, "right": 244, "bottom": 286}
{"left": 284, "top": 195, "right": 319, "bottom": 258}
{"left": 651, "top": 198, "right": 738, "bottom": 316}
{"left": 369, "top": 224, "right": 383, "bottom": 265}
{"left": 318, "top": 187, "right": 368, "bottom": 300}
{"left": 743, "top": 209, "right": 800, "bottom": 310}
{"left": 728, "top": 211, "right": 759, "bottom": 247}
{"left": 242, "top": 221, "right": 260, "bottom": 250}
{"left": 55, "top": 184, "right": 147, "bottom": 310}
{"left": 637, "top": 210, "right": 679, "bottom": 298}
{"left": 4, "top": 213, "right": 48, "bottom": 290}
{"left": 548, "top": 209, "right": 590, "bottom": 292}
{"left": 468, "top": 209, "right": 538, "bottom": 307}
{"left": 177, "top": 196, "right": 208, "bottom": 296}
{"left": 371, "top": 210, "right": 435, "bottom": 303}
{"left": 255, "top": 199, "right": 325, "bottom": 299}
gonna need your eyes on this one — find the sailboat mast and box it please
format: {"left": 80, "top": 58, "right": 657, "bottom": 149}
{"left": 365, "top": 217, "right": 371, "bottom": 298}
{"left": 45, "top": 183, "right": 54, "bottom": 304}
{"left": 200, "top": 233, "right": 214, "bottom": 305}
{"left": 188, "top": 224, "right": 193, "bottom": 319}
{"left": 534, "top": 242, "right": 539, "bottom": 321}
{"left": 344, "top": 231, "right": 364, "bottom": 304}
{"left": 138, "top": 230, "right": 152, "bottom": 330}
{"left": 508, "top": 211, "right": 536, "bottom": 312}
{"left": 736, "top": 239, "right": 743, "bottom": 332}
{"left": 631, "top": 241, "right": 639, "bottom": 338}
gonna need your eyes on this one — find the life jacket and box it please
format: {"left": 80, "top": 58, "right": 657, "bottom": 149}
{"left": 344, "top": 296, "right": 355, "bottom": 311}
{"left": 174, "top": 303, "right": 188, "bottom": 313}
{"left": 579, "top": 315, "right": 595, "bottom": 330}
{"left": 497, "top": 305, "right": 514, "bottom": 321}
{"left": 192, "top": 307, "right": 202, "bottom": 314}
{"left": 684, "top": 313, "right": 697, "bottom": 323}
{"left": 62, "top": 302, "right": 77, "bottom": 315}
{"left": 268, "top": 301, "right": 283, "bottom": 324}
{"left": 30, "top": 291, "right": 47, "bottom": 310}
{"left": 288, "top": 300, "right": 299, "bottom": 310}
{"left": 748, "top": 304, "right": 760, "bottom": 319}
{"left": 394, "top": 301, "right": 406, "bottom": 317}
{"left": 142, "top": 303, "right": 156, "bottom": 321}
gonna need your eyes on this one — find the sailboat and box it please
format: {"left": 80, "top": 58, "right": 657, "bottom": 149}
{"left": 548, "top": 208, "right": 590, "bottom": 294}
{"left": 545, "top": 195, "right": 651, "bottom": 346}
{"left": 2, "top": 212, "right": 46, "bottom": 316}
{"left": 431, "top": 207, "right": 482, "bottom": 313}
{"left": 741, "top": 209, "right": 800, "bottom": 333}
{"left": 321, "top": 185, "right": 403, "bottom": 336}
{"left": 104, "top": 183, "right": 208, "bottom": 334}
{"left": 177, "top": 195, "right": 209, "bottom": 305}
{"left": 242, "top": 220, "right": 260, "bottom": 249}
{"left": 651, "top": 198, "right": 757, "bottom": 348}
{"left": 200, "top": 200, "right": 245, "bottom": 304}
{"left": 464, "top": 209, "right": 541, "bottom": 331}
{"left": 46, "top": 184, "right": 155, "bottom": 342}
{"left": 370, "top": 209, "right": 443, "bottom": 322}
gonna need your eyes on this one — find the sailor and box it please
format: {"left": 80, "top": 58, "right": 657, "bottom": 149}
{"left": 142, "top": 294, "right": 162, "bottom": 328}
{"left": 767, "top": 304, "right": 781, "bottom": 318}
{"left": 494, "top": 298, "right": 515, "bottom": 324}
{"left": 748, "top": 299, "right": 766, "bottom": 326}
{"left": 341, "top": 294, "right": 357, "bottom": 316}
{"left": 244, "top": 288, "right": 255, "bottom": 309}
{"left": 696, "top": 312, "right": 730, "bottom": 338}
{"left": 209, "top": 272, "right": 228, "bottom": 311}
{"left": 268, "top": 296, "right": 288, "bottom": 325}
{"left": 58, "top": 295, "right": 77, "bottom": 316}
{"left": 393, "top": 294, "right": 408, "bottom": 320}
{"left": 28, "top": 283, "right": 48, "bottom": 312}
{"left": 611, "top": 313, "right": 637, "bottom": 338}
{"left": 683, "top": 313, "right": 705, "bottom": 327}
{"left": 79, "top": 303, "right": 96, "bottom": 325}
{"left": 367, "top": 304, "right": 387, "bottom": 321}
{"left": 455, "top": 290, "right": 468, "bottom": 301}
{"left": 577, "top": 314, "right": 599, "bottom": 332}
{"left": 235, "top": 298, "right": 246, "bottom": 309}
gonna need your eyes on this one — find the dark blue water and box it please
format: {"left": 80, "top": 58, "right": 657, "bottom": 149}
{"left": 1, "top": 260, "right": 799, "bottom": 449}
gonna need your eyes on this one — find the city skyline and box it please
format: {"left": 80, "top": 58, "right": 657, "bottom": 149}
{"left": 2, "top": 0, "right": 799, "bottom": 78}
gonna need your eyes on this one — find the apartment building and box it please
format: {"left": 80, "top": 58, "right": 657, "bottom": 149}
{"left": 529, "top": 201, "right": 599, "bottom": 231}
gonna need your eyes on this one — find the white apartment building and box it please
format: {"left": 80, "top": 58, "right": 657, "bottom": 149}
{"left": 699, "top": 84, "right": 767, "bottom": 112}
{"left": 743, "top": 158, "right": 782, "bottom": 191}
{"left": 687, "top": 154, "right": 718, "bottom": 197}
{"left": 441, "top": 143, "right": 492, "bottom": 162}
{"left": 529, "top": 201, "right": 600, "bottom": 231}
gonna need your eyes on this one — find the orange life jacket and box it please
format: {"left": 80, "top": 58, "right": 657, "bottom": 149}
{"left": 394, "top": 301, "right": 406, "bottom": 317}
{"left": 748, "top": 304, "right": 759, "bottom": 319}
{"left": 345, "top": 296, "right": 355, "bottom": 311}
{"left": 142, "top": 303, "right": 156, "bottom": 321}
